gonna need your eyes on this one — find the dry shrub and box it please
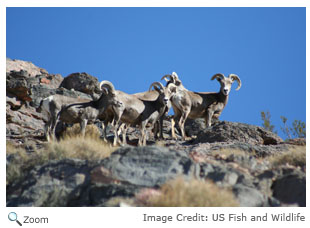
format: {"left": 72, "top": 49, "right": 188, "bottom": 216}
{"left": 62, "top": 124, "right": 101, "bottom": 139}
{"left": 270, "top": 146, "right": 306, "bottom": 168}
{"left": 47, "top": 135, "right": 116, "bottom": 161}
{"left": 6, "top": 141, "right": 30, "bottom": 185}
{"left": 6, "top": 135, "right": 117, "bottom": 186}
{"left": 146, "top": 177, "right": 239, "bottom": 207}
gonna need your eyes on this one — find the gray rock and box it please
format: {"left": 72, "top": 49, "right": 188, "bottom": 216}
{"left": 7, "top": 70, "right": 63, "bottom": 103}
{"left": 199, "top": 163, "right": 242, "bottom": 187}
{"left": 6, "top": 71, "right": 32, "bottom": 102}
{"left": 194, "top": 121, "right": 283, "bottom": 145}
{"left": 272, "top": 170, "right": 306, "bottom": 207}
{"left": 7, "top": 159, "right": 92, "bottom": 207}
{"left": 60, "top": 72, "right": 101, "bottom": 95}
{"left": 101, "top": 146, "right": 196, "bottom": 187}
{"left": 233, "top": 184, "right": 269, "bottom": 207}
{"left": 86, "top": 183, "right": 139, "bottom": 207}
{"left": 185, "top": 118, "right": 207, "bottom": 137}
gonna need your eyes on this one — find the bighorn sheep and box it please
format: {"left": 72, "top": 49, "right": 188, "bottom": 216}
{"left": 55, "top": 89, "right": 123, "bottom": 139}
{"left": 36, "top": 95, "right": 92, "bottom": 141}
{"left": 132, "top": 76, "right": 174, "bottom": 139}
{"left": 100, "top": 81, "right": 176, "bottom": 146}
{"left": 163, "top": 72, "right": 241, "bottom": 140}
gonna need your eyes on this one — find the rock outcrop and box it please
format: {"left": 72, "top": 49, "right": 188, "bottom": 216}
{"left": 6, "top": 59, "right": 93, "bottom": 144}
{"left": 6, "top": 59, "right": 306, "bottom": 207}
{"left": 59, "top": 72, "right": 101, "bottom": 95}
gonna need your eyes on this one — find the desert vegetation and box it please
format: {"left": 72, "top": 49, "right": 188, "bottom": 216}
{"left": 141, "top": 177, "right": 239, "bottom": 207}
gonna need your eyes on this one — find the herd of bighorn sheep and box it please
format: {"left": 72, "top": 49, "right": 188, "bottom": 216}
{"left": 38, "top": 72, "right": 241, "bottom": 146}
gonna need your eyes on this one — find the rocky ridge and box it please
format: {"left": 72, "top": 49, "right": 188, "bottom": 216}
{"left": 6, "top": 58, "right": 306, "bottom": 207}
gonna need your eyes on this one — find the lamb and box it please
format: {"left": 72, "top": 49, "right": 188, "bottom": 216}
{"left": 163, "top": 72, "right": 241, "bottom": 140}
{"left": 36, "top": 94, "right": 92, "bottom": 141}
{"left": 100, "top": 80, "right": 176, "bottom": 146}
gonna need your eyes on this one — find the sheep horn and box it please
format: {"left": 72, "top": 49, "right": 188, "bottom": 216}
{"left": 149, "top": 82, "right": 164, "bottom": 92}
{"left": 99, "top": 80, "right": 115, "bottom": 95}
{"left": 161, "top": 74, "right": 173, "bottom": 82}
{"left": 171, "top": 72, "right": 179, "bottom": 80}
{"left": 228, "top": 74, "right": 242, "bottom": 91}
{"left": 211, "top": 73, "right": 225, "bottom": 81}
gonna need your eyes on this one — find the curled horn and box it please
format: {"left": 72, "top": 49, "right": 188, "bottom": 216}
{"left": 229, "top": 74, "right": 242, "bottom": 91}
{"left": 99, "top": 80, "right": 115, "bottom": 95}
{"left": 161, "top": 74, "right": 174, "bottom": 83}
{"left": 211, "top": 73, "right": 225, "bottom": 81}
{"left": 149, "top": 82, "right": 164, "bottom": 92}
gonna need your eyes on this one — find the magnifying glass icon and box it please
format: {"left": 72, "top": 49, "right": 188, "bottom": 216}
{"left": 8, "top": 212, "right": 22, "bottom": 226}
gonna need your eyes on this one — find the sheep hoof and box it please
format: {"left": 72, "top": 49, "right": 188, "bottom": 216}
{"left": 183, "top": 136, "right": 192, "bottom": 141}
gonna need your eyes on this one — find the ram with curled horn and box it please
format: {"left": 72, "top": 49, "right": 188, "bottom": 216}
{"left": 167, "top": 72, "right": 242, "bottom": 140}
{"left": 98, "top": 80, "right": 176, "bottom": 146}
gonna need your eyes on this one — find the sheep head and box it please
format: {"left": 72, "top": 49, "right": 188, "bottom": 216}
{"left": 211, "top": 73, "right": 241, "bottom": 96}
{"left": 99, "top": 80, "right": 116, "bottom": 96}
{"left": 149, "top": 82, "right": 176, "bottom": 106}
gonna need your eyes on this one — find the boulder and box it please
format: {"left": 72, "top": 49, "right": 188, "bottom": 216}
{"left": 59, "top": 72, "right": 101, "bottom": 95}
{"left": 194, "top": 121, "right": 283, "bottom": 145}
{"left": 6, "top": 104, "right": 45, "bottom": 138}
{"left": 7, "top": 159, "right": 91, "bottom": 206}
{"left": 7, "top": 70, "right": 64, "bottom": 103}
{"left": 233, "top": 184, "right": 269, "bottom": 207}
{"left": 272, "top": 169, "right": 306, "bottom": 207}
{"left": 101, "top": 146, "right": 197, "bottom": 187}
{"left": 6, "top": 71, "right": 32, "bottom": 102}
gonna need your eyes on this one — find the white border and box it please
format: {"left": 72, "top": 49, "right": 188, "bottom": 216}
{"left": 1, "top": 1, "right": 309, "bottom": 227}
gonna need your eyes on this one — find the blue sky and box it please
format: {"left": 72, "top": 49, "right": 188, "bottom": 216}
{"left": 6, "top": 7, "right": 306, "bottom": 139}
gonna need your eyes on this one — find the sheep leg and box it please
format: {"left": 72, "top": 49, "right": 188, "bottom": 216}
{"left": 143, "top": 125, "right": 149, "bottom": 146}
{"left": 53, "top": 114, "right": 60, "bottom": 140}
{"left": 139, "top": 122, "right": 147, "bottom": 146}
{"left": 50, "top": 117, "right": 57, "bottom": 141}
{"left": 179, "top": 109, "right": 190, "bottom": 140}
{"left": 80, "top": 119, "right": 88, "bottom": 137}
{"left": 179, "top": 117, "right": 186, "bottom": 140}
{"left": 153, "top": 121, "right": 159, "bottom": 139}
{"left": 171, "top": 118, "right": 177, "bottom": 139}
{"left": 121, "top": 123, "right": 128, "bottom": 145}
{"left": 44, "top": 121, "right": 51, "bottom": 142}
{"left": 172, "top": 112, "right": 182, "bottom": 139}
{"left": 113, "top": 122, "right": 120, "bottom": 146}
{"left": 159, "top": 116, "right": 164, "bottom": 139}
{"left": 205, "top": 109, "right": 214, "bottom": 127}
{"left": 102, "top": 121, "right": 109, "bottom": 143}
